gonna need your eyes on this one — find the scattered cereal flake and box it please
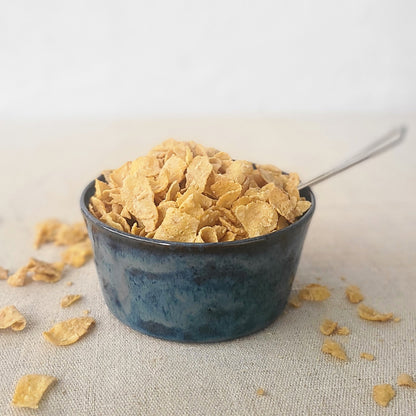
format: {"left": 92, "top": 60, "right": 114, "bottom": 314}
{"left": 345, "top": 285, "right": 364, "bottom": 304}
{"left": 43, "top": 317, "right": 95, "bottom": 346}
{"left": 27, "top": 258, "right": 65, "bottom": 283}
{"left": 373, "top": 384, "right": 395, "bottom": 407}
{"left": 153, "top": 208, "right": 199, "bottom": 242}
{"left": 0, "top": 305, "right": 26, "bottom": 331}
{"left": 393, "top": 317, "right": 401, "bottom": 323}
{"left": 288, "top": 295, "right": 301, "bottom": 308}
{"left": 340, "top": 276, "right": 346, "bottom": 281}
{"left": 33, "top": 219, "right": 62, "bottom": 249}
{"left": 66, "top": 281, "right": 73, "bottom": 286}
{"left": 12, "top": 374, "right": 56, "bottom": 409}
{"left": 358, "top": 304, "right": 393, "bottom": 322}
{"left": 62, "top": 239, "right": 93, "bottom": 268}
{"left": 54, "top": 222, "right": 88, "bottom": 246}
{"left": 320, "top": 319, "right": 338, "bottom": 336}
{"left": 360, "top": 352, "right": 375, "bottom": 361}
{"left": 82, "top": 309, "right": 90, "bottom": 315}
{"left": 299, "top": 284, "right": 331, "bottom": 301}
{"left": 7, "top": 266, "right": 29, "bottom": 287}
{"left": 397, "top": 373, "right": 416, "bottom": 388}
{"left": 321, "top": 338, "right": 347, "bottom": 361}
{"left": 256, "top": 388, "right": 265, "bottom": 396}
{"left": 0, "top": 266, "right": 8, "bottom": 280}
{"left": 60, "top": 294, "right": 82, "bottom": 308}
{"left": 336, "top": 326, "right": 350, "bottom": 335}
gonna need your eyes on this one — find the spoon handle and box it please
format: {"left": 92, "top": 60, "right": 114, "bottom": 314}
{"left": 298, "top": 125, "right": 407, "bottom": 190}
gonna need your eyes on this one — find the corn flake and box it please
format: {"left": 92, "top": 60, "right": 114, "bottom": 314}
{"left": 0, "top": 305, "right": 26, "bottom": 331}
{"left": 27, "top": 258, "right": 65, "bottom": 283}
{"left": 33, "top": 219, "right": 62, "bottom": 248}
{"left": 321, "top": 338, "right": 348, "bottom": 361}
{"left": 358, "top": 304, "right": 393, "bottom": 322}
{"left": 397, "top": 373, "right": 416, "bottom": 388}
{"left": 43, "top": 316, "right": 95, "bottom": 346}
{"left": 54, "top": 222, "right": 88, "bottom": 246}
{"left": 7, "top": 266, "right": 29, "bottom": 287}
{"left": 61, "top": 239, "right": 93, "bottom": 268}
{"left": 153, "top": 208, "right": 199, "bottom": 242}
{"left": 299, "top": 284, "right": 331, "bottom": 301}
{"left": 60, "top": 294, "right": 82, "bottom": 308}
{"left": 320, "top": 319, "right": 338, "bottom": 336}
{"left": 373, "top": 384, "right": 395, "bottom": 407}
{"left": 345, "top": 285, "right": 364, "bottom": 303}
{"left": 12, "top": 374, "right": 56, "bottom": 409}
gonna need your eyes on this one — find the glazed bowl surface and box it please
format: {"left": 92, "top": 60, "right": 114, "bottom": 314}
{"left": 80, "top": 178, "right": 315, "bottom": 342}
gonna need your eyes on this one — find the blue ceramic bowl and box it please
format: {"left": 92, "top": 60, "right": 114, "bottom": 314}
{"left": 80, "top": 179, "right": 315, "bottom": 343}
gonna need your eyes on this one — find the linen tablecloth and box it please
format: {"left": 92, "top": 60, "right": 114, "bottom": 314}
{"left": 0, "top": 116, "right": 415, "bottom": 415}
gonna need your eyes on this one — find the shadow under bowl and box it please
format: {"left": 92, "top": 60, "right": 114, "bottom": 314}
{"left": 80, "top": 179, "right": 315, "bottom": 343}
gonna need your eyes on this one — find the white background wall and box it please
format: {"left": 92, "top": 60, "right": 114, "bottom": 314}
{"left": 1, "top": 0, "right": 415, "bottom": 119}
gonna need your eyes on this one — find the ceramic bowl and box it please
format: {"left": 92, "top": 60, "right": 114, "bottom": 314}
{"left": 80, "top": 179, "right": 315, "bottom": 342}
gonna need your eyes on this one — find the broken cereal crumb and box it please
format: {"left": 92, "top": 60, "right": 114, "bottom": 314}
{"left": 397, "top": 373, "right": 416, "bottom": 388}
{"left": 66, "top": 281, "right": 73, "bottom": 286}
{"left": 288, "top": 295, "right": 301, "bottom": 308}
{"left": 299, "top": 284, "right": 330, "bottom": 301}
{"left": 358, "top": 304, "right": 393, "bottom": 322}
{"left": 373, "top": 384, "right": 395, "bottom": 407}
{"left": 82, "top": 309, "right": 90, "bottom": 315}
{"left": 256, "top": 388, "right": 265, "bottom": 396}
{"left": 345, "top": 285, "right": 364, "bottom": 304}
{"left": 393, "top": 317, "right": 401, "bottom": 322}
{"left": 360, "top": 352, "right": 375, "bottom": 361}
{"left": 321, "top": 338, "right": 347, "bottom": 361}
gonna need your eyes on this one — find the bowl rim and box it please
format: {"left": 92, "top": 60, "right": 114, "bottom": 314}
{"left": 80, "top": 177, "right": 316, "bottom": 248}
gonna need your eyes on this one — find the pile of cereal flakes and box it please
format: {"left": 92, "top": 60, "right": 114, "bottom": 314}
{"left": 89, "top": 139, "right": 311, "bottom": 242}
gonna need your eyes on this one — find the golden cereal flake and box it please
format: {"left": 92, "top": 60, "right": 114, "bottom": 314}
{"left": 373, "top": 384, "right": 395, "bottom": 407}
{"left": 12, "top": 374, "right": 56, "bottom": 409}
{"left": 360, "top": 352, "right": 375, "bottom": 361}
{"left": 43, "top": 317, "right": 95, "bottom": 346}
{"left": 153, "top": 208, "right": 199, "bottom": 243}
{"left": 61, "top": 239, "right": 93, "bottom": 268}
{"left": 336, "top": 326, "right": 350, "bottom": 335}
{"left": 82, "top": 309, "right": 90, "bottom": 315}
{"left": 397, "top": 373, "right": 416, "bottom": 388}
{"left": 319, "top": 319, "right": 338, "bottom": 336}
{"left": 299, "top": 284, "right": 331, "bottom": 301}
{"left": 27, "top": 258, "right": 65, "bottom": 283}
{"left": 7, "top": 266, "right": 29, "bottom": 287}
{"left": 0, "top": 266, "right": 8, "bottom": 280}
{"left": 33, "top": 219, "right": 62, "bottom": 248}
{"left": 60, "top": 294, "right": 82, "bottom": 308}
{"left": 66, "top": 281, "right": 73, "bottom": 286}
{"left": 234, "top": 201, "right": 278, "bottom": 238}
{"left": 54, "top": 222, "right": 88, "bottom": 246}
{"left": 321, "top": 338, "right": 347, "bottom": 361}
{"left": 345, "top": 285, "right": 364, "bottom": 303}
{"left": 357, "top": 304, "right": 393, "bottom": 322}
{"left": 0, "top": 305, "right": 26, "bottom": 331}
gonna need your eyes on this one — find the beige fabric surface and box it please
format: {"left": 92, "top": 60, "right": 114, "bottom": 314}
{"left": 0, "top": 116, "right": 415, "bottom": 416}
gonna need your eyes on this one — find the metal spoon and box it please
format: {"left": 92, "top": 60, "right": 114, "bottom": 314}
{"left": 298, "top": 125, "right": 407, "bottom": 190}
